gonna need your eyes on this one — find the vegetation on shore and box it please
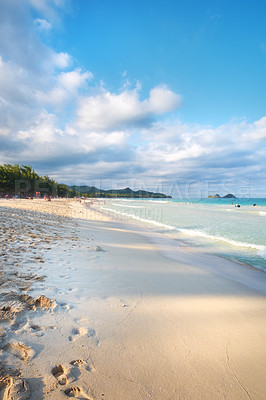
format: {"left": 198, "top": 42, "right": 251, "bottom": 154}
{"left": 0, "top": 164, "right": 171, "bottom": 198}
{"left": 0, "top": 164, "right": 73, "bottom": 197}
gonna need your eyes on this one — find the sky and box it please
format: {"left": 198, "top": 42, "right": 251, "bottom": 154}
{"left": 0, "top": 0, "right": 266, "bottom": 197}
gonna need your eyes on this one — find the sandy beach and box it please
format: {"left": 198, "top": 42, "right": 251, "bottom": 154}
{"left": 0, "top": 199, "right": 266, "bottom": 400}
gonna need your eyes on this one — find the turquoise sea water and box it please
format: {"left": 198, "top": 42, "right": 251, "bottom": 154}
{"left": 100, "top": 198, "right": 266, "bottom": 271}
{"left": 172, "top": 197, "right": 266, "bottom": 206}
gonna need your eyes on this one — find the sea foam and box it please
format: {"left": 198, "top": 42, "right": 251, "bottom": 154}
{"left": 102, "top": 206, "right": 266, "bottom": 260}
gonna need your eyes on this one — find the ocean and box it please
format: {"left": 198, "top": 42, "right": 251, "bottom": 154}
{"left": 100, "top": 198, "right": 266, "bottom": 271}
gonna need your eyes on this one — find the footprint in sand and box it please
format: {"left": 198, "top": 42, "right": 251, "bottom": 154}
{"left": 29, "top": 324, "right": 44, "bottom": 337}
{"left": 30, "top": 324, "right": 43, "bottom": 331}
{"left": 0, "top": 376, "right": 30, "bottom": 400}
{"left": 30, "top": 324, "right": 56, "bottom": 334}
{"left": 64, "top": 386, "right": 90, "bottom": 398}
{"left": 69, "top": 327, "right": 86, "bottom": 342}
{"left": 70, "top": 359, "right": 84, "bottom": 367}
{"left": 51, "top": 364, "right": 67, "bottom": 385}
{"left": 87, "top": 328, "right": 96, "bottom": 338}
{"left": 69, "top": 327, "right": 97, "bottom": 343}
{"left": 64, "top": 387, "right": 81, "bottom": 397}
{"left": 2, "top": 342, "right": 34, "bottom": 361}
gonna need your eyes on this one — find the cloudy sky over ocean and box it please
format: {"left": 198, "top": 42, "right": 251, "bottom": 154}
{"left": 0, "top": 0, "right": 265, "bottom": 196}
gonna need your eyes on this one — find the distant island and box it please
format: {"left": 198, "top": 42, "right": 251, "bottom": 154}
{"left": 0, "top": 164, "right": 171, "bottom": 199}
{"left": 208, "top": 193, "right": 236, "bottom": 199}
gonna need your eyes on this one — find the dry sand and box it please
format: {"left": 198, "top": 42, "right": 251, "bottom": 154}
{"left": 0, "top": 198, "right": 265, "bottom": 400}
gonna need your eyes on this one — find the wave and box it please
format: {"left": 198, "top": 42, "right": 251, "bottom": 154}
{"left": 112, "top": 203, "right": 145, "bottom": 209}
{"left": 101, "top": 207, "right": 176, "bottom": 230}
{"left": 116, "top": 199, "right": 136, "bottom": 202}
{"left": 259, "top": 211, "right": 266, "bottom": 216}
{"left": 178, "top": 228, "right": 266, "bottom": 257}
{"left": 101, "top": 206, "right": 266, "bottom": 260}
{"left": 145, "top": 200, "right": 171, "bottom": 203}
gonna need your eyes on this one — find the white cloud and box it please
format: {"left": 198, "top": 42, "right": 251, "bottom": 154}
{"left": 80, "top": 131, "right": 127, "bottom": 153}
{"left": 17, "top": 111, "right": 58, "bottom": 143}
{"left": 134, "top": 117, "right": 266, "bottom": 181}
{"left": 146, "top": 85, "right": 182, "bottom": 114}
{"left": 0, "top": 57, "right": 33, "bottom": 105}
{"left": 247, "top": 117, "right": 266, "bottom": 140}
{"left": 52, "top": 52, "right": 71, "bottom": 69}
{"left": 58, "top": 69, "right": 93, "bottom": 91}
{"left": 74, "top": 85, "right": 181, "bottom": 132}
{"left": 36, "top": 68, "right": 93, "bottom": 106}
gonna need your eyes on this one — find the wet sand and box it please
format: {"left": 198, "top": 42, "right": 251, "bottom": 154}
{"left": 0, "top": 199, "right": 266, "bottom": 400}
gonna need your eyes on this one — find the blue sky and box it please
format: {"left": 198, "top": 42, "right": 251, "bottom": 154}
{"left": 57, "top": 0, "right": 266, "bottom": 125}
{"left": 0, "top": 0, "right": 266, "bottom": 196}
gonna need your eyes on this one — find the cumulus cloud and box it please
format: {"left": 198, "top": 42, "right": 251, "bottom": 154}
{"left": 147, "top": 86, "right": 182, "bottom": 114}
{"left": 36, "top": 68, "right": 92, "bottom": 106}
{"left": 58, "top": 69, "right": 93, "bottom": 92}
{"left": 243, "top": 117, "right": 266, "bottom": 141}
{"left": 134, "top": 117, "right": 266, "bottom": 183}
{"left": 73, "top": 85, "right": 182, "bottom": 132}
{"left": 0, "top": 1, "right": 92, "bottom": 129}
{"left": 52, "top": 52, "right": 72, "bottom": 69}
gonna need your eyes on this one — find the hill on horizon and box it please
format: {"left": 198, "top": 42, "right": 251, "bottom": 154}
{"left": 67, "top": 185, "right": 172, "bottom": 198}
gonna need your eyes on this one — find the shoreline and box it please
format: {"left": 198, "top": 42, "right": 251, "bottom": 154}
{"left": 2, "top": 198, "right": 266, "bottom": 288}
{"left": 0, "top": 199, "right": 266, "bottom": 399}
{"left": 93, "top": 199, "right": 266, "bottom": 273}
{"left": 89, "top": 200, "right": 266, "bottom": 282}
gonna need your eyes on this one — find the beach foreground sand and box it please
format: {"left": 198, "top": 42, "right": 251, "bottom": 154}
{"left": 0, "top": 199, "right": 266, "bottom": 400}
